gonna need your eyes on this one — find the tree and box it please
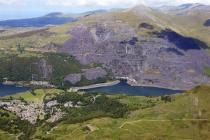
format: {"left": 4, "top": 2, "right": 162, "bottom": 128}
{"left": 161, "top": 95, "right": 172, "bottom": 103}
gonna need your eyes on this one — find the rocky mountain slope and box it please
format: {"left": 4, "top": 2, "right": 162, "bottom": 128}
{"left": 0, "top": 4, "right": 210, "bottom": 89}
{"left": 58, "top": 4, "right": 210, "bottom": 90}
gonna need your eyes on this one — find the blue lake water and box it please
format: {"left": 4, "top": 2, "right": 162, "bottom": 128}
{"left": 0, "top": 81, "right": 183, "bottom": 97}
{"left": 0, "top": 84, "right": 30, "bottom": 97}
{"left": 82, "top": 80, "right": 184, "bottom": 96}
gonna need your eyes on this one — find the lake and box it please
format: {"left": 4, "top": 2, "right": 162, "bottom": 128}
{"left": 82, "top": 80, "right": 184, "bottom": 96}
{"left": 0, "top": 84, "right": 30, "bottom": 97}
{"left": 0, "top": 81, "right": 183, "bottom": 97}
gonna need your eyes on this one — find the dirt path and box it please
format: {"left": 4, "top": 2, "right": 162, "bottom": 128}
{"left": 119, "top": 119, "right": 209, "bottom": 128}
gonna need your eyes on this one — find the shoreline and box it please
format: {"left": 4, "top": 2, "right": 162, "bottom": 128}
{"left": 2, "top": 81, "right": 55, "bottom": 88}
{"left": 1, "top": 80, "right": 190, "bottom": 92}
{"left": 117, "top": 77, "right": 187, "bottom": 91}
{"left": 130, "top": 83, "right": 187, "bottom": 91}
{"left": 119, "top": 77, "right": 188, "bottom": 91}
{"left": 70, "top": 79, "right": 187, "bottom": 92}
{"left": 71, "top": 80, "right": 121, "bottom": 91}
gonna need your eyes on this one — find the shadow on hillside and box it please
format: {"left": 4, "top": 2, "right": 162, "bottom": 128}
{"left": 153, "top": 28, "right": 208, "bottom": 51}
{"left": 204, "top": 19, "right": 210, "bottom": 27}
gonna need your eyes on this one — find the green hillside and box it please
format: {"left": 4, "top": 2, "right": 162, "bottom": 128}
{"left": 30, "top": 85, "right": 209, "bottom": 140}
{"left": 1, "top": 85, "right": 209, "bottom": 140}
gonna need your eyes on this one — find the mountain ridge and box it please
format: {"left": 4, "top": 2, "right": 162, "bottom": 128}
{"left": 0, "top": 12, "right": 76, "bottom": 27}
{"left": 0, "top": 4, "right": 209, "bottom": 90}
{"left": 0, "top": 10, "right": 109, "bottom": 27}
{"left": 159, "top": 3, "right": 210, "bottom": 15}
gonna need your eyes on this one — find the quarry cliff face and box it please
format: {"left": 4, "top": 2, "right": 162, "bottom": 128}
{"left": 59, "top": 22, "right": 210, "bottom": 90}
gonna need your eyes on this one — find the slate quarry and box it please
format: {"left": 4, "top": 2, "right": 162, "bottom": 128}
{"left": 59, "top": 22, "right": 210, "bottom": 90}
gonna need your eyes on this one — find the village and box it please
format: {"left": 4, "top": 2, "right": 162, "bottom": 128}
{"left": 0, "top": 97, "right": 84, "bottom": 124}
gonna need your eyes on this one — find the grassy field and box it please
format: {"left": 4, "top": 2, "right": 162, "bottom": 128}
{"left": 0, "top": 130, "right": 16, "bottom": 140}
{"left": 12, "top": 88, "right": 64, "bottom": 103}
{"left": 29, "top": 85, "right": 210, "bottom": 140}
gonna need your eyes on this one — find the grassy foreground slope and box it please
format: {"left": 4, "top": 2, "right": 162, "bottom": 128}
{"left": 32, "top": 85, "right": 210, "bottom": 140}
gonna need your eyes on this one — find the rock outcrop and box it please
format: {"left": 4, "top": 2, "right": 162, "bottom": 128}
{"left": 64, "top": 67, "right": 107, "bottom": 84}
{"left": 64, "top": 74, "right": 82, "bottom": 84}
{"left": 83, "top": 67, "right": 107, "bottom": 80}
